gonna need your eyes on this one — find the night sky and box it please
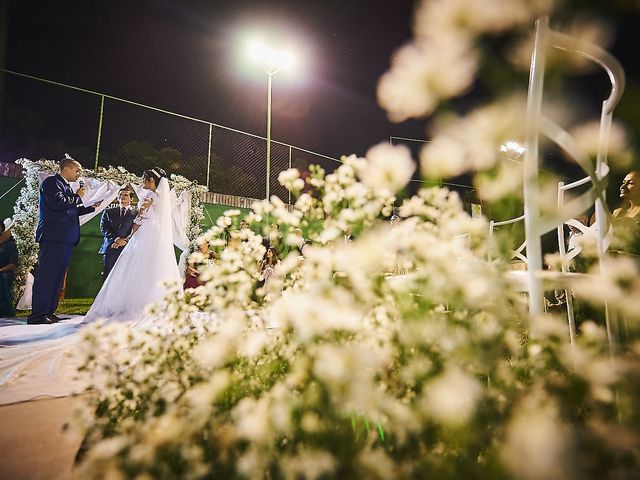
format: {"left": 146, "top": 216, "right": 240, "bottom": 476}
{"left": 3, "top": 0, "right": 640, "bottom": 166}
{"left": 4, "top": 0, "right": 426, "bottom": 160}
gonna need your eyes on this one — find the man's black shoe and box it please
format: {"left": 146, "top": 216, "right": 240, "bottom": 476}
{"left": 50, "top": 314, "right": 69, "bottom": 322}
{"left": 27, "top": 315, "right": 58, "bottom": 325}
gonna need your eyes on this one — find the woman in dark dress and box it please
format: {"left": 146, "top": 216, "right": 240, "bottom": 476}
{"left": 0, "top": 222, "right": 18, "bottom": 316}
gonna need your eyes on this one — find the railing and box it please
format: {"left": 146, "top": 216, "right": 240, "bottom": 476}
{"left": 203, "top": 191, "right": 259, "bottom": 209}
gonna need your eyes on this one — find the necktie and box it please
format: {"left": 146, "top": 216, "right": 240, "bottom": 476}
{"left": 120, "top": 207, "right": 125, "bottom": 219}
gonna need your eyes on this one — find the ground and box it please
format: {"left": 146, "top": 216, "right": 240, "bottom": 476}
{"left": 15, "top": 298, "right": 94, "bottom": 318}
{"left": 0, "top": 395, "right": 91, "bottom": 480}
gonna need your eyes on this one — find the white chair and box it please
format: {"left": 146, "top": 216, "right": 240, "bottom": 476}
{"left": 523, "top": 16, "right": 625, "bottom": 347}
{"left": 489, "top": 214, "right": 527, "bottom": 265}
{"left": 556, "top": 178, "right": 612, "bottom": 344}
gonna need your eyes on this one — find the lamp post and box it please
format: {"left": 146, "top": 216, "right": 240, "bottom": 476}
{"left": 265, "top": 67, "right": 276, "bottom": 200}
{"left": 247, "top": 41, "right": 294, "bottom": 199}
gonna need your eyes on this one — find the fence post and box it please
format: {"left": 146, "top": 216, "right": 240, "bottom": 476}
{"left": 206, "top": 124, "right": 213, "bottom": 190}
{"left": 288, "top": 145, "right": 292, "bottom": 204}
{"left": 94, "top": 95, "right": 105, "bottom": 169}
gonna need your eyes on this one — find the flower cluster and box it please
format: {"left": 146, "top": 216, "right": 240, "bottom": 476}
{"left": 73, "top": 160, "right": 640, "bottom": 477}
{"left": 71, "top": 0, "right": 640, "bottom": 478}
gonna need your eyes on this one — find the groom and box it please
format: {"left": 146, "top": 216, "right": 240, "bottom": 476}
{"left": 99, "top": 188, "right": 137, "bottom": 278}
{"left": 27, "top": 156, "right": 101, "bottom": 325}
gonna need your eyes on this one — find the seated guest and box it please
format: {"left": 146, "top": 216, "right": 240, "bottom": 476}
{"left": 613, "top": 171, "right": 640, "bottom": 222}
{"left": 611, "top": 171, "right": 640, "bottom": 257}
{"left": 99, "top": 188, "right": 138, "bottom": 279}
{"left": 184, "top": 241, "right": 215, "bottom": 289}
{"left": 0, "top": 217, "right": 14, "bottom": 243}
{"left": 0, "top": 222, "right": 18, "bottom": 316}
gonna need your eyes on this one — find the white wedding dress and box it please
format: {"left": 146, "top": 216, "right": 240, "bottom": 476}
{"left": 84, "top": 177, "right": 182, "bottom": 324}
{"left": 0, "top": 177, "right": 183, "bottom": 404}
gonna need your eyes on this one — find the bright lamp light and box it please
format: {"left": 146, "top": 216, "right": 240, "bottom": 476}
{"left": 246, "top": 39, "right": 295, "bottom": 72}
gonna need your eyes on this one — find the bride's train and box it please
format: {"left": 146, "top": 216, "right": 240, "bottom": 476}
{"left": 0, "top": 176, "right": 184, "bottom": 405}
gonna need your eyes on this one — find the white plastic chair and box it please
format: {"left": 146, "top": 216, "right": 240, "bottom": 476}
{"left": 489, "top": 214, "right": 527, "bottom": 264}
{"left": 556, "top": 178, "right": 611, "bottom": 344}
{"left": 523, "top": 16, "right": 625, "bottom": 346}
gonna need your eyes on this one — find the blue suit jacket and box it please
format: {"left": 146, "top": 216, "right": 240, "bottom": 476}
{"left": 99, "top": 206, "right": 138, "bottom": 254}
{"left": 35, "top": 173, "right": 95, "bottom": 245}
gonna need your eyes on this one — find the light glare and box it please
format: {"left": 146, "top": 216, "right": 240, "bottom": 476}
{"left": 500, "top": 141, "right": 526, "bottom": 159}
{"left": 246, "top": 38, "right": 296, "bottom": 72}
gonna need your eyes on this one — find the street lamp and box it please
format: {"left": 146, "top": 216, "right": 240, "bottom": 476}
{"left": 247, "top": 40, "right": 295, "bottom": 199}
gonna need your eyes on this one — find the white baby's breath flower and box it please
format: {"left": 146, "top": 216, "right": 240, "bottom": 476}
{"left": 278, "top": 168, "right": 305, "bottom": 192}
{"left": 378, "top": 37, "right": 477, "bottom": 121}
{"left": 233, "top": 397, "right": 270, "bottom": 443}
{"left": 237, "top": 447, "right": 267, "bottom": 478}
{"left": 573, "top": 257, "right": 640, "bottom": 318}
{"left": 420, "top": 135, "right": 468, "bottom": 178}
{"left": 421, "top": 366, "right": 481, "bottom": 425}
{"left": 215, "top": 215, "right": 232, "bottom": 228}
{"left": 184, "top": 371, "right": 230, "bottom": 415}
{"left": 243, "top": 211, "right": 263, "bottom": 224}
{"left": 475, "top": 160, "right": 523, "bottom": 201}
{"left": 570, "top": 120, "right": 628, "bottom": 158}
{"left": 501, "top": 390, "right": 572, "bottom": 480}
{"left": 358, "top": 143, "right": 415, "bottom": 194}
{"left": 509, "top": 15, "right": 613, "bottom": 72}
{"left": 238, "top": 329, "right": 270, "bottom": 358}
{"left": 295, "top": 193, "right": 314, "bottom": 213}
{"left": 279, "top": 448, "right": 336, "bottom": 480}
{"left": 414, "top": 0, "right": 536, "bottom": 42}
{"left": 251, "top": 199, "right": 274, "bottom": 216}
{"left": 301, "top": 412, "right": 322, "bottom": 433}
{"left": 357, "top": 448, "right": 396, "bottom": 480}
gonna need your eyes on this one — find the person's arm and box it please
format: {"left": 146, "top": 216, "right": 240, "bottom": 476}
{"left": 100, "top": 210, "right": 118, "bottom": 241}
{"left": 0, "top": 227, "right": 12, "bottom": 244}
{"left": 128, "top": 197, "right": 154, "bottom": 239}
{"left": 77, "top": 204, "right": 97, "bottom": 216}
{"left": 0, "top": 263, "right": 15, "bottom": 273}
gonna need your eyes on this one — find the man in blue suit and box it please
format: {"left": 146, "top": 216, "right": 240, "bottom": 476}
{"left": 27, "top": 157, "right": 101, "bottom": 325}
{"left": 99, "top": 188, "right": 137, "bottom": 278}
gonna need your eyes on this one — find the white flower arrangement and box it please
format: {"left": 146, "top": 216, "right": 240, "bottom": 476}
{"left": 69, "top": 1, "right": 640, "bottom": 478}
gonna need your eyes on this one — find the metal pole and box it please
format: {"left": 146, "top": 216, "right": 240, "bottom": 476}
{"left": 266, "top": 72, "right": 273, "bottom": 200}
{"left": 523, "top": 16, "right": 549, "bottom": 316}
{"left": 288, "top": 145, "right": 292, "bottom": 204}
{"left": 94, "top": 95, "right": 105, "bottom": 169}
{"left": 206, "top": 123, "right": 213, "bottom": 190}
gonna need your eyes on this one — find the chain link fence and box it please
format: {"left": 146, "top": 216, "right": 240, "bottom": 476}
{"left": 0, "top": 69, "right": 342, "bottom": 202}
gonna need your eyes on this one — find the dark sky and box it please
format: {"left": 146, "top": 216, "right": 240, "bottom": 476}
{"left": 4, "top": 0, "right": 426, "bottom": 160}
{"left": 4, "top": 0, "right": 640, "bottom": 167}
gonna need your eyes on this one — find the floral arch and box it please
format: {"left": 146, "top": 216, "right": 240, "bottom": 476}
{"left": 10, "top": 158, "right": 206, "bottom": 303}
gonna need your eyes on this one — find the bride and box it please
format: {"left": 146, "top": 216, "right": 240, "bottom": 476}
{"left": 0, "top": 168, "right": 183, "bottom": 403}
{"left": 83, "top": 168, "right": 182, "bottom": 324}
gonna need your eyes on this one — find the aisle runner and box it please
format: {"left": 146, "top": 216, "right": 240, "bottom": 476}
{"left": 0, "top": 316, "right": 84, "bottom": 345}
{"left": 0, "top": 315, "right": 84, "bottom": 348}
{"left": 0, "top": 316, "right": 88, "bottom": 405}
